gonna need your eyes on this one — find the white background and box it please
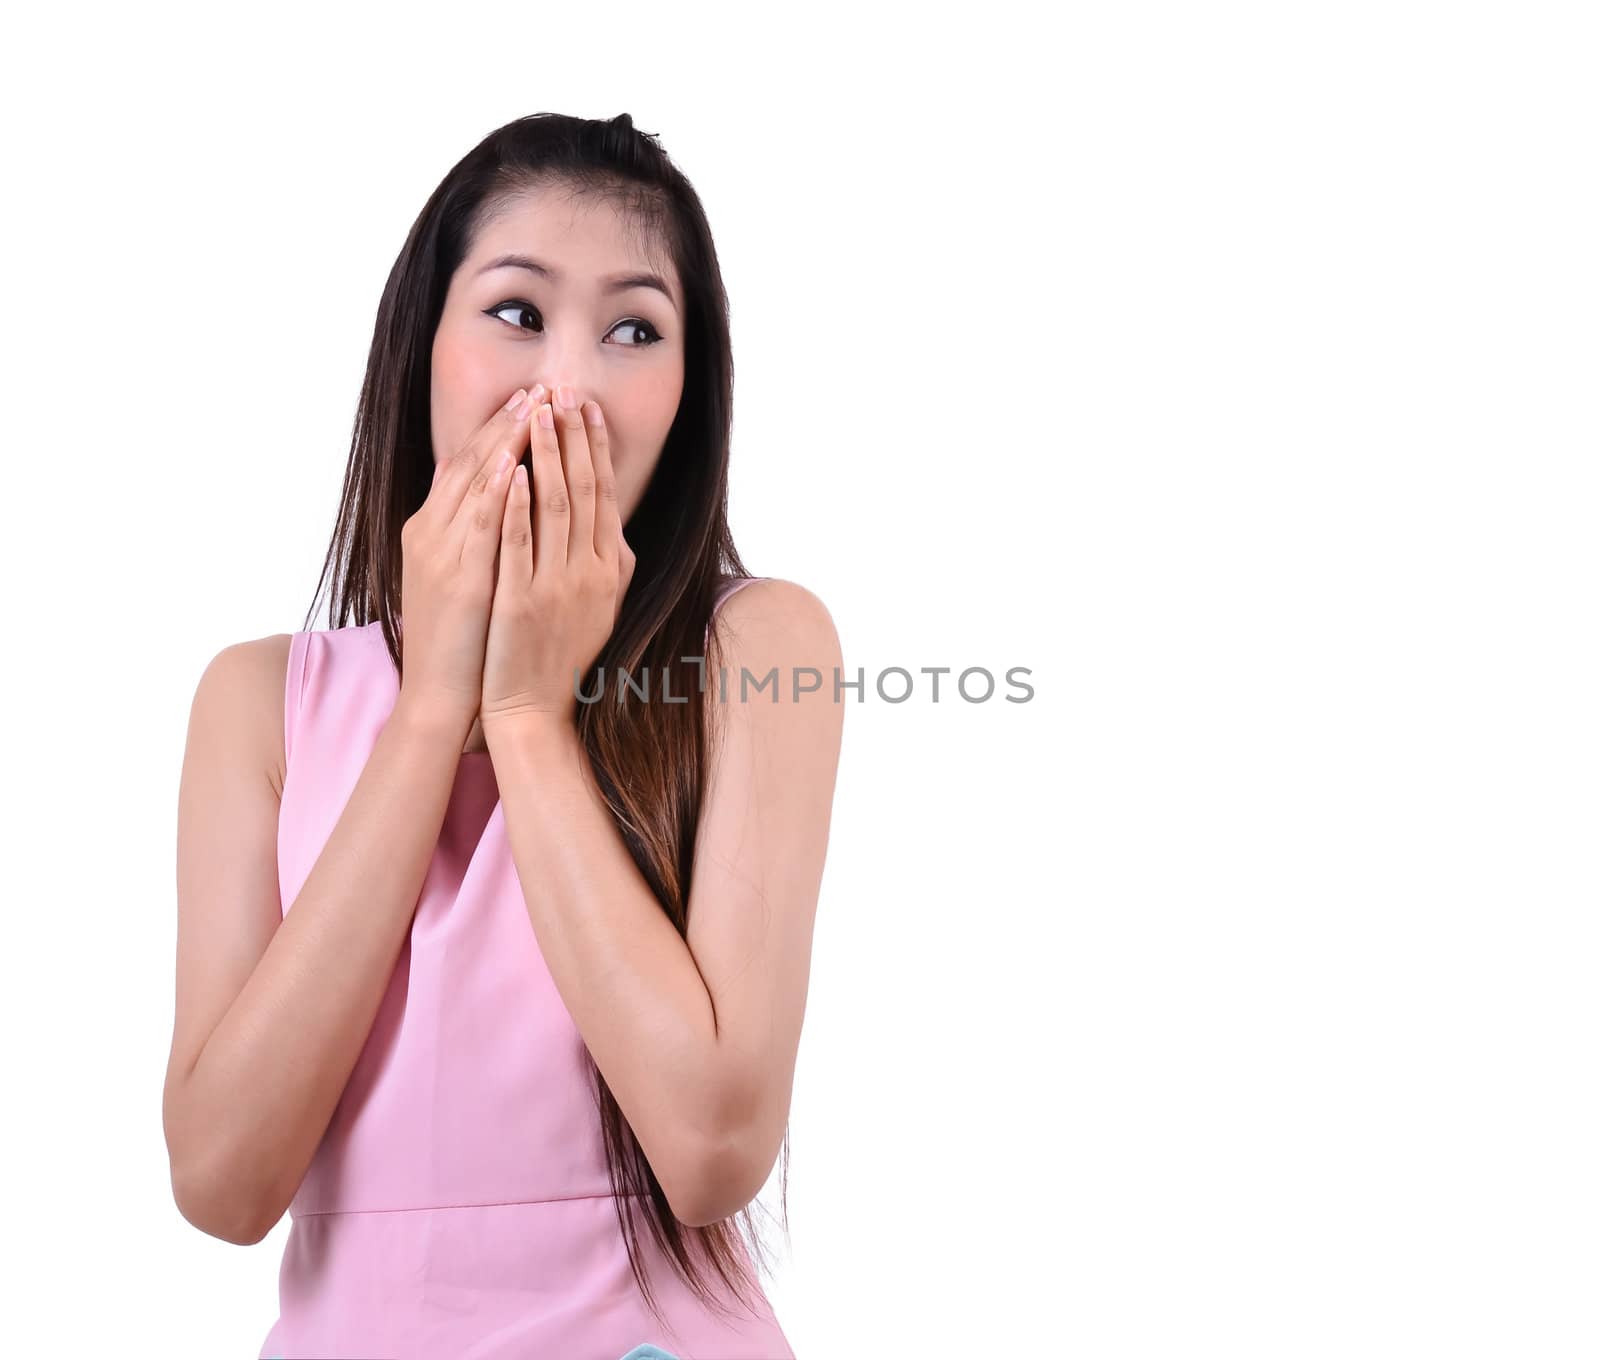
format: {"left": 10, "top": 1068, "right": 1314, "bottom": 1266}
{"left": 2, "top": 2, "right": 1595, "bottom": 1356}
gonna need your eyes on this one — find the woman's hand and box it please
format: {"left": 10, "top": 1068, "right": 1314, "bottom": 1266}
{"left": 481, "top": 385, "right": 637, "bottom": 734}
{"left": 394, "top": 384, "right": 541, "bottom": 729}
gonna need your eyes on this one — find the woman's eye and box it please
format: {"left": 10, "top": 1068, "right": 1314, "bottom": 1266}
{"left": 489, "top": 302, "right": 541, "bottom": 332}
{"left": 607, "top": 318, "right": 663, "bottom": 347}
{"left": 485, "top": 303, "right": 662, "bottom": 347}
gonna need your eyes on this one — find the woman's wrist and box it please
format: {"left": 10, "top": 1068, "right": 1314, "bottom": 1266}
{"left": 390, "top": 690, "right": 475, "bottom": 748}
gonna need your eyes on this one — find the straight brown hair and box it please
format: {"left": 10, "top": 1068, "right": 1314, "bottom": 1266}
{"left": 298, "top": 111, "right": 787, "bottom": 1328}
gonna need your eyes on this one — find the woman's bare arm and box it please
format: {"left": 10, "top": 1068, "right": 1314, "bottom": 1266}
{"left": 162, "top": 633, "right": 469, "bottom": 1245}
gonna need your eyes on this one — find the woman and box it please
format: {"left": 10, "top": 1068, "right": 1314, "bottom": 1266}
{"left": 163, "top": 112, "right": 843, "bottom": 1360}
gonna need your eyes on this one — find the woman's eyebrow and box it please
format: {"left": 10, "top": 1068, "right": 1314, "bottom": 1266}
{"left": 474, "top": 252, "right": 678, "bottom": 314}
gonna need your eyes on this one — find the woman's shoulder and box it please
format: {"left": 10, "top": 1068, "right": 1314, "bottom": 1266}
{"left": 200, "top": 622, "right": 381, "bottom": 706}
{"left": 192, "top": 621, "right": 383, "bottom": 772}
{"left": 189, "top": 631, "right": 297, "bottom": 793}
{"left": 720, "top": 566, "right": 832, "bottom": 608}
{"left": 197, "top": 631, "right": 295, "bottom": 705}
{"left": 711, "top": 575, "right": 840, "bottom": 662}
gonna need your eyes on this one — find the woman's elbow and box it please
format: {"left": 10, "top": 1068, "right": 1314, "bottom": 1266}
{"left": 168, "top": 1144, "right": 277, "bottom": 1246}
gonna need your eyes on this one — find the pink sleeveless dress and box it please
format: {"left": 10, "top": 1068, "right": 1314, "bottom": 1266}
{"left": 260, "top": 576, "right": 795, "bottom": 1360}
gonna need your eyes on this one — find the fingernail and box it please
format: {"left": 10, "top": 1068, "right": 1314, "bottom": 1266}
{"left": 528, "top": 383, "right": 547, "bottom": 404}
{"left": 537, "top": 402, "right": 555, "bottom": 429}
{"left": 506, "top": 389, "right": 530, "bottom": 417}
{"left": 556, "top": 384, "right": 577, "bottom": 410}
{"left": 584, "top": 401, "right": 603, "bottom": 427}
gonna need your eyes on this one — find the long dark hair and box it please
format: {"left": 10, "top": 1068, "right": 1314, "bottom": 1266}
{"left": 297, "top": 112, "right": 787, "bottom": 1327}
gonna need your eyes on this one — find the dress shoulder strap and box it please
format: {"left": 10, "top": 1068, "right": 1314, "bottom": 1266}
{"left": 284, "top": 629, "right": 311, "bottom": 768}
{"left": 712, "top": 574, "right": 766, "bottom": 613}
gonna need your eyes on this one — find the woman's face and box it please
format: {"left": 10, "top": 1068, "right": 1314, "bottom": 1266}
{"left": 429, "top": 185, "right": 686, "bottom": 526}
